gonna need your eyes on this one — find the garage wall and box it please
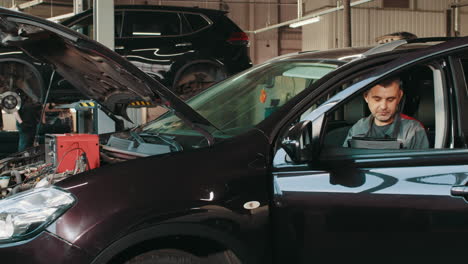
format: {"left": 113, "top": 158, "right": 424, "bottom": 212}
{"left": 249, "top": 0, "right": 280, "bottom": 64}
{"left": 330, "top": 7, "right": 446, "bottom": 48}
{"left": 301, "top": 12, "right": 333, "bottom": 51}
{"left": 459, "top": 4, "right": 468, "bottom": 36}
{"left": 416, "top": 0, "right": 452, "bottom": 10}
{"left": 227, "top": 0, "right": 300, "bottom": 63}
{"left": 303, "top": 0, "right": 468, "bottom": 51}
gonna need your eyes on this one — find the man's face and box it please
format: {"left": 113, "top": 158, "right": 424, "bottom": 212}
{"left": 364, "top": 81, "right": 403, "bottom": 126}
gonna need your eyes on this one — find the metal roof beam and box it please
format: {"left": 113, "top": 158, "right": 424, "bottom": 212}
{"left": 17, "top": 0, "right": 73, "bottom": 10}
{"left": 246, "top": 0, "right": 374, "bottom": 34}
{"left": 450, "top": 1, "right": 468, "bottom": 8}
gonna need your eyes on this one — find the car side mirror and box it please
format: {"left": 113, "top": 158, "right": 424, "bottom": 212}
{"left": 281, "top": 120, "right": 313, "bottom": 164}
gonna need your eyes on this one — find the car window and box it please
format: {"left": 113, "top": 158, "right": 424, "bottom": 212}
{"left": 274, "top": 60, "right": 452, "bottom": 167}
{"left": 449, "top": 54, "right": 468, "bottom": 146}
{"left": 317, "top": 62, "right": 447, "bottom": 156}
{"left": 141, "top": 60, "right": 340, "bottom": 138}
{"left": 460, "top": 58, "right": 468, "bottom": 96}
{"left": 184, "top": 13, "right": 210, "bottom": 32}
{"left": 67, "top": 12, "right": 124, "bottom": 39}
{"left": 126, "top": 11, "right": 181, "bottom": 37}
{"left": 189, "top": 61, "right": 338, "bottom": 135}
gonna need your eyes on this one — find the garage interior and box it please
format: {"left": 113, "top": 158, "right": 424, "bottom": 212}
{"left": 1, "top": 0, "right": 467, "bottom": 64}
{"left": 0, "top": 0, "right": 467, "bottom": 148}
{"left": 1, "top": 1, "right": 468, "bottom": 263}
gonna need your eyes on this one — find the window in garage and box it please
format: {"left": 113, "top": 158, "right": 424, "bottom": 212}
{"left": 383, "top": 0, "right": 410, "bottom": 9}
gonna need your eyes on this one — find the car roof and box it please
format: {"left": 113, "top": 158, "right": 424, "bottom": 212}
{"left": 60, "top": 5, "right": 228, "bottom": 26}
{"left": 269, "top": 37, "right": 457, "bottom": 63}
{"left": 72, "top": 4, "right": 227, "bottom": 17}
{"left": 279, "top": 47, "right": 372, "bottom": 61}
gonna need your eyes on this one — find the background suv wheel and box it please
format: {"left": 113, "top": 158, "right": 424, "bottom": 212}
{"left": 0, "top": 60, "right": 43, "bottom": 106}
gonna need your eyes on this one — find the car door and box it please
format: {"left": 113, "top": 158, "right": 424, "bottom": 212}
{"left": 119, "top": 10, "right": 195, "bottom": 86}
{"left": 271, "top": 45, "right": 468, "bottom": 264}
{"left": 449, "top": 52, "right": 468, "bottom": 146}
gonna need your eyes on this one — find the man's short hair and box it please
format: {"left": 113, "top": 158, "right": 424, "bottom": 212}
{"left": 379, "top": 77, "right": 401, "bottom": 88}
{"left": 364, "top": 77, "right": 402, "bottom": 96}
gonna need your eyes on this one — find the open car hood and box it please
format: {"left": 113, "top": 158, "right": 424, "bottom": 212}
{"left": 0, "top": 8, "right": 213, "bottom": 128}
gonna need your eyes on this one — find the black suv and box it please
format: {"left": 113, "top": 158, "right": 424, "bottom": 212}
{"left": 2, "top": 8, "right": 468, "bottom": 264}
{"left": 0, "top": 5, "right": 251, "bottom": 103}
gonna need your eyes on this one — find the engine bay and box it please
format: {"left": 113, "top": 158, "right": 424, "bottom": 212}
{"left": 0, "top": 134, "right": 101, "bottom": 199}
{"left": 0, "top": 134, "right": 111, "bottom": 199}
{"left": 0, "top": 132, "right": 178, "bottom": 199}
{"left": 0, "top": 145, "right": 70, "bottom": 199}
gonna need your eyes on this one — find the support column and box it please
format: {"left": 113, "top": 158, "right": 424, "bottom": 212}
{"left": 446, "top": 9, "right": 453, "bottom": 37}
{"left": 249, "top": 0, "right": 256, "bottom": 63}
{"left": 454, "top": 0, "right": 461, "bottom": 37}
{"left": 93, "top": 0, "right": 114, "bottom": 50}
{"left": 73, "top": 0, "right": 84, "bottom": 14}
{"left": 93, "top": 0, "right": 116, "bottom": 133}
{"left": 343, "top": 0, "right": 351, "bottom": 47}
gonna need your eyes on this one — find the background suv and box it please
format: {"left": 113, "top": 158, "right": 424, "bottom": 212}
{"left": 0, "top": 5, "right": 251, "bottom": 103}
{"left": 0, "top": 5, "right": 251, "bottom": 156}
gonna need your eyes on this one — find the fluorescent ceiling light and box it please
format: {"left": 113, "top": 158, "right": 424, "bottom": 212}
{"left": 133, "top": 32, "right": 161, "bottom": 36}
{"left": 289, "top": 16, "right": 321, "bottom": 28}
{"left": 47, "top": 12, "right": 75, "bottom": 22}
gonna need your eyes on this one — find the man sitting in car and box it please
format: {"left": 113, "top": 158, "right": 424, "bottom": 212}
{"left": 343, "top": 77, "right": 429, "bottom": 149}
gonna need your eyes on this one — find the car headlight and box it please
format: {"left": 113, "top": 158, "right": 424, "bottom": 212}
{"left": 0, "top": 187, "right": 75, "bottom": 243}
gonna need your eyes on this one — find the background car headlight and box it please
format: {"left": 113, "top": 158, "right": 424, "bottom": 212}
{"left": 0, "top": 187, "right": 75, "bottom": 243}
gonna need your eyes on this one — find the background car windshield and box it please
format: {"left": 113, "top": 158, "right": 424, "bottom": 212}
{"left": 143, "top": 61, "right": 339, "bottom": 137}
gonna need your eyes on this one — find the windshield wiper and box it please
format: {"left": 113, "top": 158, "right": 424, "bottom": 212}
{"left": 130, "top": 131, "right": 146, "bottom": 148}
{"left": 173, "top": 111, "right": 216, "bottom": 146}
{"left": 137, "top": 132, "right": 183, "bottom": 152}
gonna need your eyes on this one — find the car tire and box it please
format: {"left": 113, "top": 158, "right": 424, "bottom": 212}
{"left": 124, "top": 248, "right": 242, "bottom": 264}
{"left": 173, "top": 63, "right": 227, "bottom": 100}
{"left": 124, "top": 249, "right": 201, "bottom": 264}
{"left": 0, "top": 60, "right": 44, "bottom": 105}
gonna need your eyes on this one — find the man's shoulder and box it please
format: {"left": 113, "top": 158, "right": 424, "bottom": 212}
{"left": 400, "top": 114, "right": 425, "bottom": 130}
{"left": 349, "top": 116, "right": 371, "bottom": 134}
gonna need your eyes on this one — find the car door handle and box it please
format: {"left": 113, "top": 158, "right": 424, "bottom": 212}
{"left": 176, "top": 42, "right": 192, "bottom": 47}
{"left": 115, "top": 46, "right": 125, "bottom": 50}
{"left": 451, "top": 185, "right": 468, "bottom": 196}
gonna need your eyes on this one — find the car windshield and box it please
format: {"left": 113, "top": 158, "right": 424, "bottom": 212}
{"left": 140, "top": 60, "right": 341, "bottom": 138}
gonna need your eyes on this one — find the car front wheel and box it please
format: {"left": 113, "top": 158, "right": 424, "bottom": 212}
{"left": 124, "top": 248, "right": 242, "bottom": 264}
{"left": 124, "top": 249, "right": 201, "bottom": 264}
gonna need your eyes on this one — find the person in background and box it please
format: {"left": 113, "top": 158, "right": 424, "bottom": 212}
{"left": 41, "top": 103, "right": 73, "bottom": 134}
{"left": 375, "top": 31, "right": 417, "bottom": 44}
{"left": 14, "top": 97, "right": 41, "bottom": 151}
{"left": 0, "top": 110, "right": 3, "bottom": 131}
